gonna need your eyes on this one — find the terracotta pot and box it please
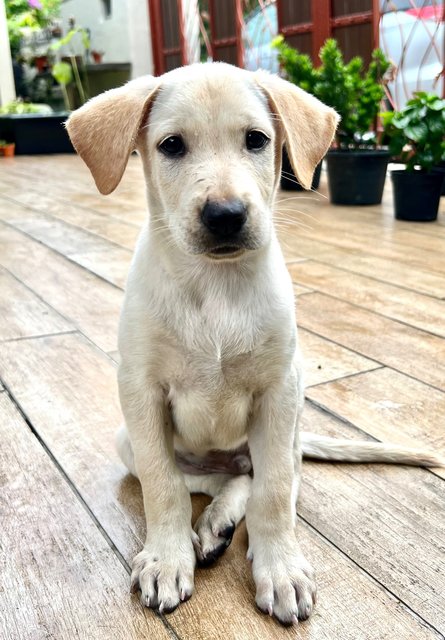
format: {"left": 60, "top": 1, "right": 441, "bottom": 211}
{"left": 92, "top": 51, "right": 103, "bottom": 64}
{"left": 34, "top": 56, "right": 48, "bottom": 73}
{"left": 1, "top": 143, "right": 15, "bottom": 157}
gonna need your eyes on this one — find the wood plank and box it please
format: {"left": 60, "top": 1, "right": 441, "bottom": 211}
{"left": 288, "top": 261, "right": 445, "bottom": 337}
{"left": 108, "top": 350, "right": 120, "bottom": 363}
{"left": 0, "top": 224, "right": 122, "bottom": 352}
{"left": 277, "top": 182, "right": 445, "bottom": 239}
{"left": 0, "top": 191, "right": 139, "bottom": 250}
{"left": 69, "top": 247, "right": 132, "bottom": 289}
{"left": 296, "top": 293, "right": 445, "bottom": 390}
{"left": 0, "top": 267, "right": 72, "bottom": 341}
{"left": 306, "top": 367, "right": 445, "bottom": 478}
{"left": 0, "top": 332, "right": 440, "bottom": 639}
{"left": 298, "top": 402, "right": 445, "bottom": 633}
{"left": 293, "top": 283, "right": 312, "bottom": 296}
{"left": 298, "top": 327, "right": 381, "bottom": 387}
{"left": 0, "top": 206, "right": 131, "bottom": 258}
{"left": 0, "top": 393, "right": 171, "bottom": 640}
{"left": 276, "top": 202, "right": 445, "bottom": 273}
{"left": 279, "top": 234, "right": 445, "bottom": 297}
{"left": 0, "top": 198, "right": 133, "bottom": 290}
{"left": 0, "top": 157, "right": 148, "bottom": 226}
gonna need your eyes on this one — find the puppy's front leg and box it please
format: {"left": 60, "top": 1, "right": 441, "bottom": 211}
{"left": 246, "top": 371, "right": 316, "bottom": 625}
{"left": 119, "top": 368, "right": 195, "bottom": 613}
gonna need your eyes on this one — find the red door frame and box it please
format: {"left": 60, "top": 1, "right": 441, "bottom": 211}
{"left": 148, "top": 0, "right": 381, "bottom": 76}
{"left": 277, "top": 0, "right": 377, "bottom": 63}
{"left": 148, "top": 0, "right": 186, "bottom": 75}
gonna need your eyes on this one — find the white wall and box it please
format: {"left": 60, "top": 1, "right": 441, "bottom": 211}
{"left": 0, "top": 0, "right": 16, "bottom": 105}
{"left": 127, "top": 0, "right": 153, "bottom": 77}
{"left": 59, "top": 0, "right": 153, "bottom": 76}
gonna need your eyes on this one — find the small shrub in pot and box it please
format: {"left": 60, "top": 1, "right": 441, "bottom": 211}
{"left": 382, "top": 92, "right": 445, "bottom": 222}
{"left": 273, "top": 37, "right": 391, "bottom": 204}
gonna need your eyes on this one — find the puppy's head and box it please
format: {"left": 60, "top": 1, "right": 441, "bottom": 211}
{"left": 67, "top": 64, "right": 338, "bottom": 261}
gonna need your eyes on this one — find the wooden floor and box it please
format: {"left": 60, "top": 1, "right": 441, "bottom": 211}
{"left": 1, "top": 155, "right": 444, "bottom": 640}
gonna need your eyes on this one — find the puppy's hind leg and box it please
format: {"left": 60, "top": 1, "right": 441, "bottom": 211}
{"left": 185, "top": 473, "right": 252, "bottom": 566}
{"left": 116, "top": 424, "right": 137, "bottom": 476}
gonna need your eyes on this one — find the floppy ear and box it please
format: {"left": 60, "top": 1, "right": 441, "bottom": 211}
{"left": 255, "top": 72, "right": 339, "bottom": 190}
{"left": 66, "top": 76, "right": 159, "bottom": 195}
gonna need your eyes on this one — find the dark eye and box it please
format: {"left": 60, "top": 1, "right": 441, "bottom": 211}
{"left": 246, "top": 130, "right": 269, "bottom": 151}
{"left": 158, "top": 135, "right": 186, "bottom": 157}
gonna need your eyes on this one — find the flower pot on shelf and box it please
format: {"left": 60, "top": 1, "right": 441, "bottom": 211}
{"left": 280, "top": 147, "right": 322, "bottom": 191}
{"left": 0, "top": 143, "right": 15, "bottom": 157}
{"left": 326, "top": 149, "right": 390, "bottom": 206}
{"left": 390, "top": 169, "right": 443, "bottom": 222}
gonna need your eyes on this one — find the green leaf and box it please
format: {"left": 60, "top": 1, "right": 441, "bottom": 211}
{"left": 392, "top": 115, "right": 411, "bottom": 129}
{"left": 429, "top": 98, "right": 445, "bottom": 111}
{"left": 428, "top": 116, "right": 445, "bottom": 135}
{"left": 51, "top": 61, "right": 72, "bottom": 86}
{"left": 404, "top": 122, "right": 428, "bottom": 142}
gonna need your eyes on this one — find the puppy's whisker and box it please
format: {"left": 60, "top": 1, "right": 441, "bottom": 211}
{"left": 275, "top": 208, "right": 317, "bottom": 222}
{"left": 275, "top": 209, "right": 318, "bottom": 224}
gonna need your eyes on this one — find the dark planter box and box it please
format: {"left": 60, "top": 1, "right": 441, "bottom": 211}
{"left": 281, "top": 147, "right": 322, "bottom": 191}
{"left": 391, "top": 169, "right": 443, "bottom": 222}
{"left": 87, "top": 62, "right": 131, "bottom": 98}
{"left": 326, "top": 149, "right": 390, "bottom": 206}
{"left": 0, "top": 112, "right": 74, "bottom": 154}
{"left": 435, "top": 161, "right": 445, "bottom": 196}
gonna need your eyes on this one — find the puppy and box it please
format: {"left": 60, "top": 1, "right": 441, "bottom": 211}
{"left": 67, "top": 63, "right": 443, "bottom": 626}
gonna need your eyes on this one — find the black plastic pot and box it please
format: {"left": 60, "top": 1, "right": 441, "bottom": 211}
{"left": 0, "top": 112, "right": 74, "bottom": 154}
{"left": 280, "top": 147, "right": 322, "bottom": 191}
{"left": 391, "top": 169, "right": 443, "bottom": 222}
{"left": 326, "top": 149, "right": 390, "bottom": 205}
{"left": 435, "top": 161, "right": 445, "bottom": 196}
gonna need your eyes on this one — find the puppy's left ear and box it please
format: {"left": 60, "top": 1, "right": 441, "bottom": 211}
{"left": 66, "top": 76, "right": 159, "bottom": 195}
{"left": 255, "top": 72, "right": 339, "bottom": 190}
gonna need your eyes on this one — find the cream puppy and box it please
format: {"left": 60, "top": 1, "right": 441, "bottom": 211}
{"left": 67, "top": 63, "right": 442, "bottom": 626}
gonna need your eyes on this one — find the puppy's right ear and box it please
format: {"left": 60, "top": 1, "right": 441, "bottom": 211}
{"left": 66, "top": 76, "right": 159, "bottom": 195}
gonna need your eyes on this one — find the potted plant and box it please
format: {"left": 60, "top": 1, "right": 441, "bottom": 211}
{"left": 0, "top": 99, "right": 74, "bottom": 154}
{"left": 0, "top": 140, "right": 16, "bottom": 157}
{"left": 382, "top": 92, "right": 445, "bottom": 222}
{"left": 272, "top": 37, "right": 391, "bottom": 204}
{"left": 272, "top": 36, "right": 323, "bottom": 191}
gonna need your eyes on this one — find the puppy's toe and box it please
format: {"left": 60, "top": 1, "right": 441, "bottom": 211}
{"left": 194, "top": 505, "right": 236, "bottom": 566}
{"left": 251, "top": 539, "right": 316, "bottom": 625}
{"left": 131, "top": 545, "right": 195, "bottom": 614}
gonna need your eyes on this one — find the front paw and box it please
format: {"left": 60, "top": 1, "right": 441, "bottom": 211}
{"left": 249, "top": 537, "right": 316, "bottom": 625}
{"left": 193, "top": 502, "right": 236, "bottom": 567}
{"left": 131, "top": 532, "right": 196, "bottom": 613}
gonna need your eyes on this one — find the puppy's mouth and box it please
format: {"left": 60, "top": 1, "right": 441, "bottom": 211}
{"left": 206, "top": 245, "right": 245, "bottom": 259}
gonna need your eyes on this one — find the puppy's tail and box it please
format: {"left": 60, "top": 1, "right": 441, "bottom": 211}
{"left": 300, "top": 432, "right": 445, "bottom": 467}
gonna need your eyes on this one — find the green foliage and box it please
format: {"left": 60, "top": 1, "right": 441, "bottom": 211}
{"left": 0, "top": 100, "right": 46, "bottom": 114}
{"left": 50, "top": 27, "right": 90, "bottom": 107}
{"left": 51, "top": 61, "right": 72, "bottom": 86}
{"left": 271, "top": 36, "right": 318, "bottom": 95}
{"left": 272, "top": 37, "right": 390, "bottom": 148}
{"left": 6, "top": 0, "right": 61, "bottom": 57}
{"left": 50, "top": 27, "right": 90, "bottom": 52}
{"left": 382, "top": 92, "right": 445, "bottom": 171}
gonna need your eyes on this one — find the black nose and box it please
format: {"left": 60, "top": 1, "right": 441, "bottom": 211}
{"left": 201, "top": 199, "right": 247, "bottom": 237}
